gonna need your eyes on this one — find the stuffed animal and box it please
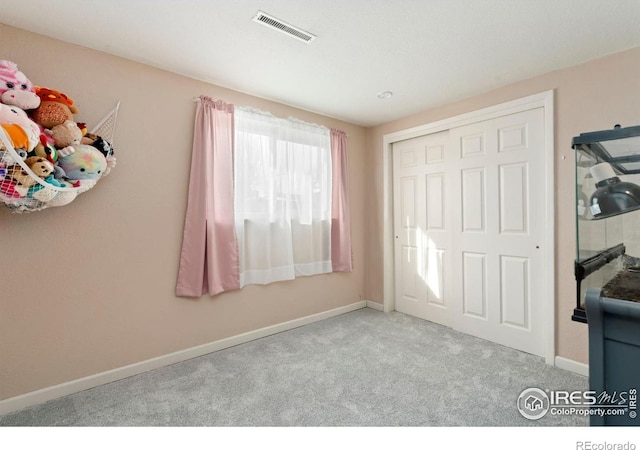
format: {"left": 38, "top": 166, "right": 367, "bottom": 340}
{"left": 81, "top": 132, "right": 114, "bottom": 158}
{"left": 30, "top": 87, "right": 79, "bottom": 129}
{"left": 81, "top": 132, "right": 116, "bottom": 177}
{"left": 57, "top": 144, "right": 107, "bottom": 181}
{"left": 7, "top": 156, "right": 54, "bottom": 189}
{"left": 47, "top": 120, "right": 82, "bottom": 149}
{"left": 0, "top": 60, "right": 40, "bottom": 110}
{"left": 76, "top": 122, "right": 87, "bottom": 136}
{"left": 30, "top": 128, "right": 58, "bottom": 163}
{"left": 31, "top": 186, "right": 58, "bottom": 203}
{"left": 25, "top": 156, "right": 55, "bottom": 178}
{"left": 0, "top": 178, "right": 23, "bottom": 198}
{"left": 45, "top": 188, "right": 77, "bottom": 207}
{"left": 0, "top": 147, "right": 27, "bottom": 166}
{"left": 0, "top": 103, "right": 40, "bottom": 153}
{"left": 7, "top": 164, "right": 35, "bottom": 189}
{"left": 28, "top": 173, "right": 65, "bottom": 200}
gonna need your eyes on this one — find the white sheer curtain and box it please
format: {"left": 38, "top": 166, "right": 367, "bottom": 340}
{"left": 234, "top": 107, "right": 332, "bottom": 287}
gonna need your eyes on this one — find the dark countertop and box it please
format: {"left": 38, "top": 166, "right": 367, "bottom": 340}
{"left": 601, "top": 269, "right": 640, "bottom": 302}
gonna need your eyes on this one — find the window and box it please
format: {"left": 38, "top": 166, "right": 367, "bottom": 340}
{"left": 176, "top": 97, "right": 351, "bottom": 298}
{"left": 234, "top": 107, "right": 332, "bottom": 287}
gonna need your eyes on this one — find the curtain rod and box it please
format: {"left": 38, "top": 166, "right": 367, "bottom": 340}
{"left": 191, "top": 96, "right": 348, "bottom": 138}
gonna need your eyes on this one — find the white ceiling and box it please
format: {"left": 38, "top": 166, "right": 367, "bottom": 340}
{"left": 2, "top": 0, "right": 640, "bottom": 127}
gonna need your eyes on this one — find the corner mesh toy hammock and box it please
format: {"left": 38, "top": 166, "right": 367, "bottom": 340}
{"left": 0, "top": 101, "right": 119, "bottom": 213}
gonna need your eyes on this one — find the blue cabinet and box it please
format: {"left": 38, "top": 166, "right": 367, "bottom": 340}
{"left": 585, "top": 289, "right": 640, "bottom": 426}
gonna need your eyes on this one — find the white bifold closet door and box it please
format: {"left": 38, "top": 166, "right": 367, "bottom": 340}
{"left": 393, "top": 108, "right": 545, "bottom": 357}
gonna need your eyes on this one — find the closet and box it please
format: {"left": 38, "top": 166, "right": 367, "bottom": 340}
{"left": 392, "top": 107, "right": 546, "bottom": 356}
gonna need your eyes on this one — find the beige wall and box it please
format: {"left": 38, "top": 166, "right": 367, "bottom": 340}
{"left": 0, "top": 25, "right": 366, "bottom": 401}
{"left": 365, "top": 45, "right": 640, "bottom": 364}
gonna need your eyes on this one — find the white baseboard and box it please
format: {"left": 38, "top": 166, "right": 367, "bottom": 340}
{"left": 554, "top": 356, "right": 589, "bottom": 377}
{"left": 0, "top": 300, "right": 367, "bottom": 416}
{"left": 365, "top": 300, "right": 384, "bottom": 311}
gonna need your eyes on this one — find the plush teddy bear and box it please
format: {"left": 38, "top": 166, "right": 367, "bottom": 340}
{"left": 47, "top": 120, "right": 82, "bottom": 149}
{"left": 25, "top": 156, "right": 55, "bottom": 178}
{"left": 7, "top": 156, "right": 54, "bottom": 189}
{"left": 7, "top": 165, "right": 35, "bottom": 188}
{"left": 30, "top": 87, "right": 79, "bottom": 129}
{"left": 0, "top": 60, "right": 41, "bottom": 110}
{"left": 0, "top": 103, "right": 40, "bottom": 154}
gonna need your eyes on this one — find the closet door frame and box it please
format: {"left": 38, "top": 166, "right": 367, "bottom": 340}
{"left": 381, "top": 90, "right": 555, "bottom": 365}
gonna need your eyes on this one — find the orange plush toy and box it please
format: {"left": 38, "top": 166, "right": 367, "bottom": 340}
{"left": 0, "top": 103, "right": 40, "bottom": 154}
{"left": 30, "top": 87, "right": 79, "bottom": 129}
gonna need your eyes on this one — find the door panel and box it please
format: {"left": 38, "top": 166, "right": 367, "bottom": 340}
{"left": 499, "top": 162, "right": 529, "bottom": 234}
{"left": 462, "top": 252, "right": 487, "bottom": 319}
{"left": 450, "top": 107, "right": 544, "bottom": 356}
{"left": 461, "top": 168, "right": 486, "bottom": 232}
{"left": 393, "top": 131, "right": 452, "bottom": 326}
{"left": 426, "top": 173, "right": 445, "bottom": 230}
{"left": 500, "top": 255, "right": 529, "bottom": 329}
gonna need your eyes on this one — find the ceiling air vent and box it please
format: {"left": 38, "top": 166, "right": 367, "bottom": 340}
{"left": 252, "top": 11, "right": 316, "bottom": 43}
